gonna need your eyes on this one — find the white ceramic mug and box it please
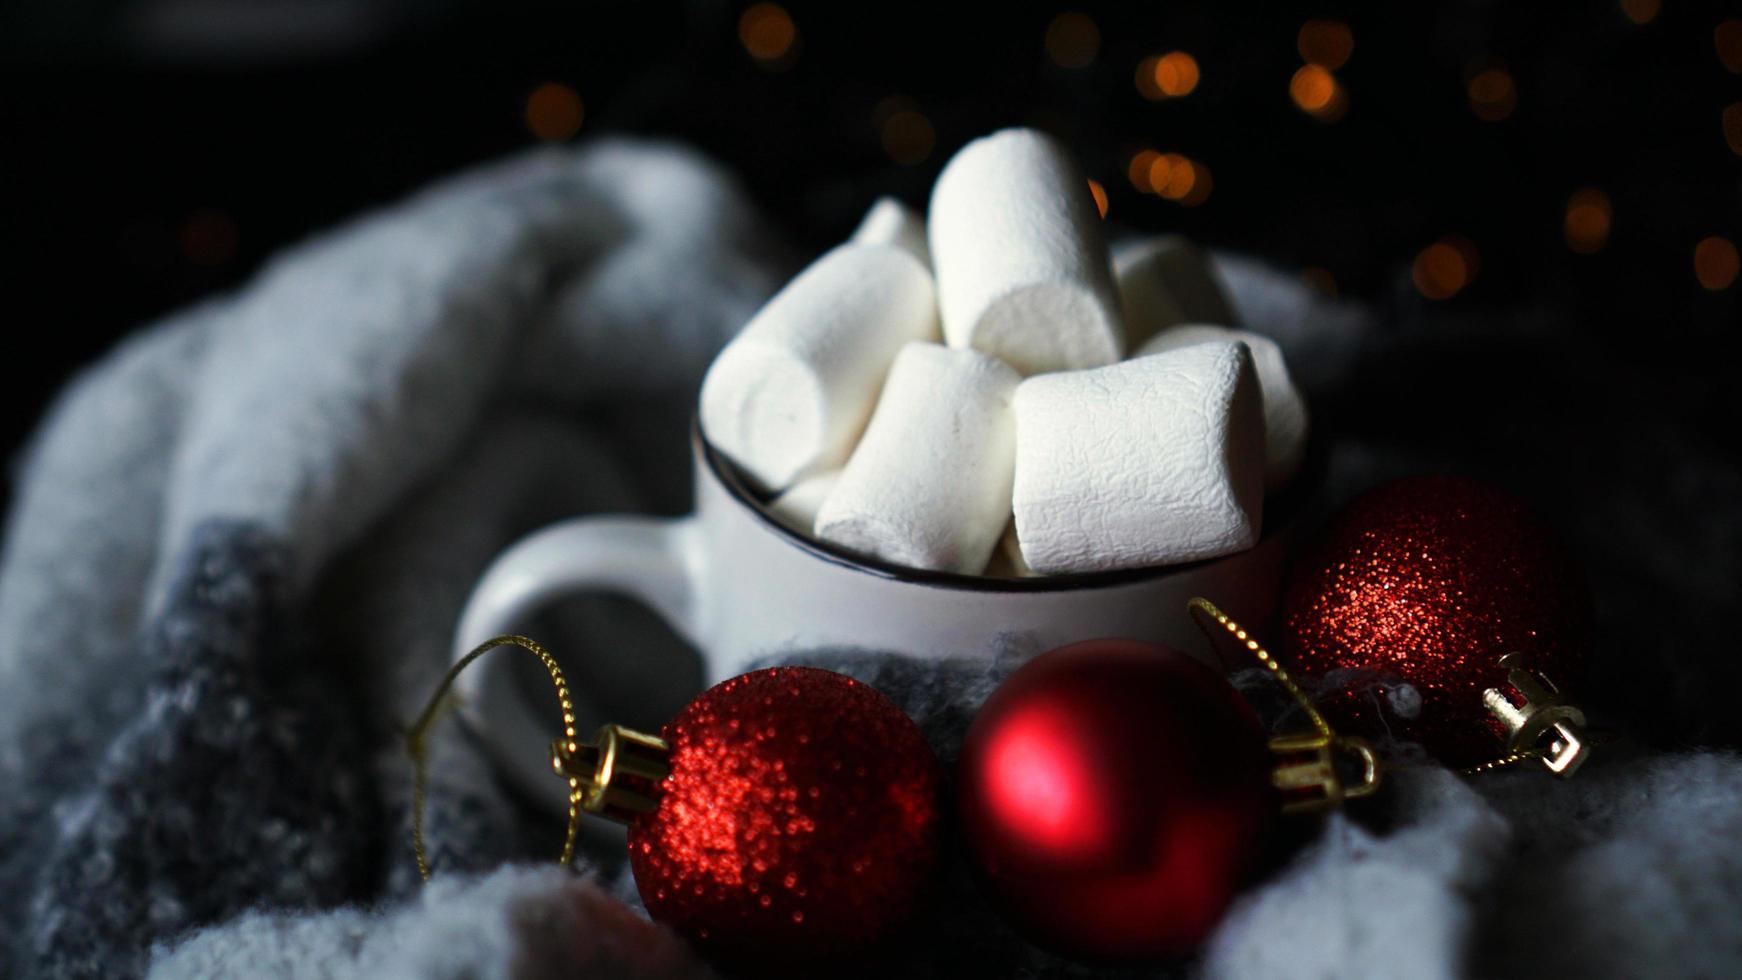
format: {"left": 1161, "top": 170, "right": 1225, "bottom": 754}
{"left": 454, "top": 424, "right": 1295, "bottom": 814}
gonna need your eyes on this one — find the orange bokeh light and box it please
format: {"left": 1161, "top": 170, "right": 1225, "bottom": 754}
{"left": 1129, "top": 153, "right": 1211, "bottom": 206}
{"left": 1128, "top": 149, "right": 1162, "bottom": 192}
{"left": 1136, "top": 51, "right": 1200, "bottom": 100}
{"left": 1620, "top": 0, "right": 1659, "bottom": 25}
{"left": 1179, "top": 162, "right": 1211, "bottom": 207}
{"left": 1297, "top": 21, "right": 1353, "bottom": 70}
{"left": 1716, "top": 20, "right": 1742, "bottom": 73}
{"left": 1045, "top": 12, "right": 1100, "bottom": 69}
{"left": 739, "top": 3, "right": 797, "bottom": 64}
{"left": 1468, "top": 68, "right": 1517, "bottom": 122}
{"left": 1087, "top": 179, "right": 1109, "bottom": 218}
{"left": 1148, "top": 152, "right": 1190, "bottom": 198}
{"left": 525, "top": 82, "right": 584, "bottom": 142}
{"left": 879, "top": 109, "right": 934, "bottom": 165}
{"left": 1413, "top": 238, "right": 1479, "bottom": 300}
{"left": 1290, "top": 64, "right": 1347, "bottom": 121}
{"left": 1695, "top": 236, "right": 1740, "bottom": 290}
{"left": 1564, "top": 188, "right": 1612, "bottom": 254}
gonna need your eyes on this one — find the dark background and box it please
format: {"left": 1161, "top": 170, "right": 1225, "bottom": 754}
{"left": 3, "top": 0, "right": 1739, "bottom": 482}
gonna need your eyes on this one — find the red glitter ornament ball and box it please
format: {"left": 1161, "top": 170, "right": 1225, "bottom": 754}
{"left": 956, "top": 640, "right": 1274, "bottom": 961}
{"left": 1280, "top": 475, "right": 1590, "bottom": 766}
{"left": 627, "top": 667, "right": 941, "bottom": 962}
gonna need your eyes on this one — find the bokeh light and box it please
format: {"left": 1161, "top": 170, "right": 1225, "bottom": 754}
{"left": 1290, "top": 64, "right": 1347, "bottom": 121}
{"left": 1148, "top": 152, "right": 1190, "bottom": 198}
{"left": 1725, "top": 103, "right": 1742, "bottom": 156}
{"left": 1694, "top": 236, "right": 1739, "bottom": 290}
{"left": 1620, "top": 0, "right": 1659, "bottom": 26}
{"left": 1128, "top": 149, "right": 1162, "bottom": 192}
{"left": 876, "top": 100, "right": 934, "bottom": 165}
{"left": 1129, "top": 153, "right": 1211, "bottom": 206}
{"left": 1716, "top": 20, "right": 1742, "bottom": 73}
{"left": 739, "top": 3, "right": 797, "bottom": 66}
{"left": 525, "top": 82, "right": 584, "bottom": 142}
{"left": 1467, "top": 68, "right": 1517, "bottom": 122}
{"left": 1564, "top": 188, "right": 1612, "bottom": 254}
{"left": 1136, "top": 52, "right": 1200, "bottom": 100}
{"left": 1178, "top": 162, "right": 1212, "bottom": 206}
{"left": 1297, "top": 21, "right": 1353, "bottom": 70}
{"left": 1413, "top": 237, "right": 1479, "bottom": 300}
{"left": 1087, "top": 179, "right": 1109, "bottom": 218}
{"left": 1045, "top": 12, "right": 1100, "bottom": 69}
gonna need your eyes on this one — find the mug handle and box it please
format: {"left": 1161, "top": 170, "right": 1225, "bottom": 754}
{"left": 450, "top": 513, "right": 702, "bottom": 814}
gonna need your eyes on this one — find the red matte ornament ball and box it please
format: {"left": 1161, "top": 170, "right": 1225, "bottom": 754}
{"left": 955, "top": 640, "right": 1275, "bottom": 961}
{"left": 628, "top": 666, "right": 942, "bottom": 962}
{"left": 1280, "top": 474, "right": 1591, "bottom": 766}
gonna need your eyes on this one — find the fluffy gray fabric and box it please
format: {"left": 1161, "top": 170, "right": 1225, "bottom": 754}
{"left": 1, "top": 139, "right": 1737, "bottom": 980}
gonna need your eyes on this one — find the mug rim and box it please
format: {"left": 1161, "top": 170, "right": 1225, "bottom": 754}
{"left": 693, "top": 419, "right": 1311, "bottom": 594}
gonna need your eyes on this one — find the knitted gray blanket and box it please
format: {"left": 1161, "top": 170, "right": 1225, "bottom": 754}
{"left": 2, "top": 140, "right": 1738, "bottom": 980}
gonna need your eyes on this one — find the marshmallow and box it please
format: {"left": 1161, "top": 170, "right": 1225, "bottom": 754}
{"left": 1137, "top": 325, "right": 1310, "bottom": 489}
{"left": 1013, "top": 341, "right": 1264, "bottom": 573}
{"left": 928, "top": 128, "right": 1125, "bottom": 375}
{"left": 851, "top": 197, "right": 931, "bottom": 269}
{"left": 815, "top": 342, "right": 1020, "bottom": 574}
{"left": 700, "top": 244, "right": 939, "bottom": 491}
{"left": 766, "top": 468, "right": 840, "bottom": 536}
{"left": 1114, "top": 235, "right": 1239, "bottom": 350}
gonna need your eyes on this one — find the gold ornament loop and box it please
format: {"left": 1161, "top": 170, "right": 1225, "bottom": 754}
{"left": 405, "top": 635, "right": 588, "bottom": 881}
{"left": 1476, "top": 651, "right": 1591, "bottom": 777}
{"left": 1187, "top": 597, "right": 1382, "bottom": 815}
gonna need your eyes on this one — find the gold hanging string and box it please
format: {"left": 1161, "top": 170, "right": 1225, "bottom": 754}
{"left": 1187, "top": 597, "right": 1380, "bottom": 813}
{"left": 1459, "top": 750, "right": 1544, "bottom": 775}
{"left": 1187, "top": 597, "right": 1332, "bottom": 736}
{"left": 405, "top": 635, "right": 585, "bottom": 881}
{"left": 1186, "top": 597, "right": 1597, "bottom": 782}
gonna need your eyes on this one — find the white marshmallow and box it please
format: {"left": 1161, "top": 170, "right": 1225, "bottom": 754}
{"left": 1137, "top": 325, "right": 1310, "bottom": 489}
{"left": 700, "top": 244, "right": 939, "bottom": 491}
{"left": 1114, "top": 235, "right": 1239, "bottom": 350}
{"left": 1013, "top": 341, "right": 1265, "bottom": 573}
{"left": 851, "top": 197, "right": 931, "bottom": 269}
{"left": 928, "top": 128, "right": 1125, "bottom": 375}
{"left": 766, "top": 469, "right": 840, "bottom": 536}
{"left": 815, "top": 342, "right": 1020, "bottom": 574}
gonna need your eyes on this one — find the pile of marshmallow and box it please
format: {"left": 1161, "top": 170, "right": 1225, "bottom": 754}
{"left": 700, "top": 128, "right": 1308, "bottom": 577}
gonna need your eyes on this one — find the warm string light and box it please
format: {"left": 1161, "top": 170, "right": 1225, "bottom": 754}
{"left": 874, "top": 97, "right": 934, "bottom": 165}
{"left": 1290, "top": 21, "right": 1350, "bottom": 121}
{"left": 1564, "top": 188, "right": 1612, "bottom": 254}
{"left": 1297, "top": 20, "right": 1353, "bottom": 70}
{"left": 1467, "top": 67, "right": 1517, "bottom": 122}
{"left": 1620, "top": 0, "right": 1659, "bottom": 26}
{"left": 685, "top": 13, "right": 1733, "bottom": 301}
{"left": 1694, "top": 237, "right": 1739, "bottom": 290}
{"left": 1126, "top": 149, "right": 1211, "bottom": 206}
{"left": 1413, "top": 236, "right": 1480, "bottom": 300}
{"left": 1045, "top": 12, "right": 1100, "bottom": 69}
{"left": 1086, "top": 179, "right": 1109, "bottom": 218}
{"left": 739, "top": 3, "right": 798, "bottom": 68}
{"left": 1136, "top": 51, "right": 1200, "bottom": 100}
{"left": 1290, "top": 64, "right": 1347, "bottom": 121}
{"left": 525, "top": 82, "right": 584, "bottom": 142}
{"left": 1716, "top": 19, "right": 1742, "bottom": 73}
